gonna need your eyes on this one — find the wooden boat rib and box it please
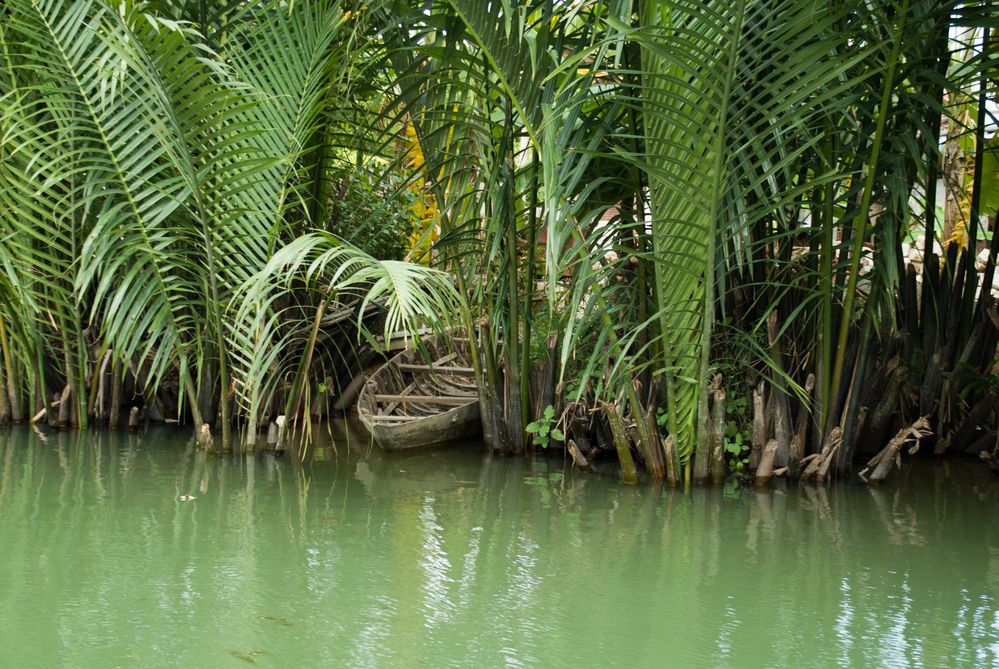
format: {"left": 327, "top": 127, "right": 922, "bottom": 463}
{"left": 358, "top": 340, "right": 481, "bottom": 450}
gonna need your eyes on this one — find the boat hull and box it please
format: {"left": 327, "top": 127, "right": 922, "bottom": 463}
{"left": 361, "top": 401, "right": 481, "bottom": 450}
{"left": 358, "top": 341, "right": 482, "bottom": 450}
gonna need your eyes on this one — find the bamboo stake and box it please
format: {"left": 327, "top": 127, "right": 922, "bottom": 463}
{"left": 499, "top": 93, "right": 525, "bottom": 455}
{"left": 521, "top": 149, "right": 539, "bottom": 436}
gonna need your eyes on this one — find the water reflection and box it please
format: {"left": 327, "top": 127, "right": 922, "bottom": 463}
{"left": 0, "top": 426, "right": 995, "bottom": 667}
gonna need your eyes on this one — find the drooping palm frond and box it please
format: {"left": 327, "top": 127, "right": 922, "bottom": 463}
{"left": 636, "top": 0, "right": 882, "bottom": 463}
{"left": 6, "top": 0, "right": 372, "bottom": 437}
{"left": 0, "top": 33, "right": 73, "bottom": 367}
{"left": 382, "top": 0, "right": 638, "bottom": 450}
{"left": 231, "top": 231, "right": 465, "bottom": 423}
{"left": 7, "top": 0, "right": 212, "bottom": 407}
{"left": 210, "top": 1, "right": 359, "bottom": 441}
{"left": 219, "top": 0, "right": 354, "bottom": 254}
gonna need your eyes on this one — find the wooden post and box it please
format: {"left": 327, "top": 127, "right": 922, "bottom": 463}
{"left": 663, "top": 435, "right": 679, "bottom": 486}
{"left": 127, "top": 406, "right": 140, "bottom": 431}
{"left": 199, "top": 423, "right": 215, "bottom": 453}
{"left": 754, "top": 439, "right": 778, "bottom": 486}
{"left": 604, "top": 403, "right": 638, "bottom": 484}
{"left": 274, "top": 415, "right": 288, "bottom": 454}
{"left": 789, "top": 373, "right": 815, "bottom": 477}
{"left": 109, "top": 358, "right": 122, "bottom": 429}
{"left": 56, "top": 384, "right": 72, "bottom": 427}
{"left": 751, "top": 383, "right": 766, "bottom": 469}
{"left": 244, "top": 411, "right": 258, "bottom": 453}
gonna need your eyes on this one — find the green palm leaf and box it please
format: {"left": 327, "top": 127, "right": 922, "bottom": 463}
{"left": 637, "top": 0, "right": 879, "bottom": 464}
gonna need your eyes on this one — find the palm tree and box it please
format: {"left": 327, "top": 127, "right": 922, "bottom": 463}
{"left": 1, "top": 0, "right": 995, "bottom": 479}
{"left": 0, "top": 0, "right": 462, "bottom": 449}
{"left": 383, "top": 0, "right": 998, "bottom": 479}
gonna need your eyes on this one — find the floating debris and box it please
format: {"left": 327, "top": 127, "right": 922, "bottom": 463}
{"left": 258, "top": 615, "right": 293, "bottom": 627}
{"left": 229, "top": 649, "right": 265, "bottom": 663}
{"left": 178, "top": 495, "right": 195, "bottom": 502}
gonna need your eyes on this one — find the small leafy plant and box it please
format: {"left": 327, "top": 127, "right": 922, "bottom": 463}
{"left": 724, "top": 420, "right": 752, "bottom": 472}
{"left": 526, "top": 405, "right": 565, "bottom": 449}
{"left": 656, "top": 406, "right": 668, "bottom": 429}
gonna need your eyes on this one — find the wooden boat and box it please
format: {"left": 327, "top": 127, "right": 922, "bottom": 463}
{"left": 358, "top": 340, "right": 481, "bottom": 450}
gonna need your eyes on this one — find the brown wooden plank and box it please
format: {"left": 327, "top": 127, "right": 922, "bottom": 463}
{"left": 431, "top": 352, "right": 459, "bottom": 365}
{"left": 372, "top": 394, "right": 475, "bottom": 405}
{"left": 398, "top": 364, "right": 475, "bottom": 375}
{"left": 382, "top": 381, "right": 417, "bottom": 415}
{"left": 367, "top": 414, "right": 441, "bottom": 423}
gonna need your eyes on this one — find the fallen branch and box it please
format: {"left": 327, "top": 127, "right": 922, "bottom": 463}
{"left": 567, "top": 439, "right": 590, "bottom": 470}
{"left": 800, "top": 427, "right": 842, "bottom": 482}
{"left": 859, "top": 417, "right": 932, "bottom": 484}
{"left": 30, "top": 394, "right": 66, "bottom": 425}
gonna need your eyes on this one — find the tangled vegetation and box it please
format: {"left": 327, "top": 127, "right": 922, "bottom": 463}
{"left": 0, "top": 0, "right": 997, "bottom": 483}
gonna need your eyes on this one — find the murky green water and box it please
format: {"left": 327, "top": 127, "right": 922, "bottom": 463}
{"left": 0, "top": 425, "right": 997, "bottom": 667}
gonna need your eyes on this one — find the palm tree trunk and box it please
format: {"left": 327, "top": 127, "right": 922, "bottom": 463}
{"left": 828, "top": 0, "right": 909, "bottom": 420}
{"left": 521, "top": 149, "right": 538, "bottom": 424}
{"left": 502, "top": 97, "right": 525, "bottom": 454}
{"left": 109, "top": 357, "right": 122, "bottom": 429}
{"left": 0, "top": 318, "right": 20, "bottom": 422}
{"left": 0, "top": 356, "right": 9, "bottom": 426}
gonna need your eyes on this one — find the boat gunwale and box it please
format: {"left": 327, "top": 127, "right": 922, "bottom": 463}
{"left": 358, "top": 342, "right": 481, "bottom": 449}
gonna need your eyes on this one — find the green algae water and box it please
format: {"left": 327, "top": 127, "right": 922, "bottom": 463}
{"left": 0, "top": 425, "right": 997, "bottom": 668}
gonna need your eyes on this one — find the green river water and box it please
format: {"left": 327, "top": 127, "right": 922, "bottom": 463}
{"left": 0, "top": 424, "right": 996, "bottom": 668}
